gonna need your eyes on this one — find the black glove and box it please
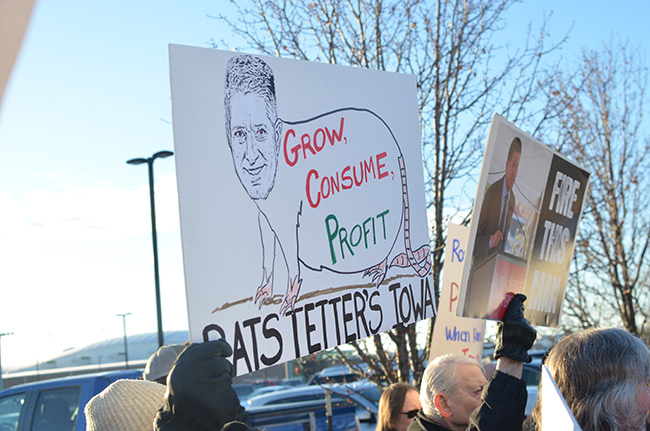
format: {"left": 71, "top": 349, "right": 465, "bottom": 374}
{"left": 155, "top": 339, "right": 248, "bottom": 430}
{"left": 493, "top": 293, "right": 536, "bottom": 363}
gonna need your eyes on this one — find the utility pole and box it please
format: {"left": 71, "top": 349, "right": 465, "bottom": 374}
{"left": 116, "top": 314, "right": 131, "bottom": 369}
{"left": 127, "top": 150, "right": 174, "bottom": 347}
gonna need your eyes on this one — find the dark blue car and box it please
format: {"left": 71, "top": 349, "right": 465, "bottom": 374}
{"left": 0, "top": 369, "right": 143, "bottom": 431}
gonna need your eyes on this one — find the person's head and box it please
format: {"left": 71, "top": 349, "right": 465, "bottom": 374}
{"left": 420, "top": 355, "right": 487, "bottom": 431}
{"left": 85, "top": 379, "right": 165, "bottom": 431}
{"left": 224, "top": 54, "right": 281, "bottom": 200}
{"left": 505, "top": 137, "right": 522, "bottom": 192}
{"left": 532, "top": 327, "right": 650, "bottom": 431}
{"left": 143, "top": 344, "right": 186, "bottom": 385}
{"left": 377, "top": 382, "right": 421, "bottom": 431}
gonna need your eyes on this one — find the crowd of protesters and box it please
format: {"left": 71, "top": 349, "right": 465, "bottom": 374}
{"left": 83, "top": 294, "right": 650, "bottom": 431}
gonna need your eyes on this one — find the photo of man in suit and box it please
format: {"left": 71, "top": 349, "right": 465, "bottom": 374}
{"left": 472, "top": 137, "right": 522, "bottom": 264}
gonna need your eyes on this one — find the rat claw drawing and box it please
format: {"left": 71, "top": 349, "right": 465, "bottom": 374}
{"left": 279, "top": 276, "right": 302, "bottom": 316}
{"left": 254, "top": 269, "right": 273, "bottom": 309}
{"left": 279, "top": 295, "right": 296, "bottom": 316}
{"left": 363, "top": 259, "right": 387, "bottom": 287}
{"left": 371, "top": 271, "right": 386, "bottom": 286}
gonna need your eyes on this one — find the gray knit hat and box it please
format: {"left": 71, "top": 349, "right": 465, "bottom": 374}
{"left": 143, "top": 345, "right": 185, "bottom": 383}
{"left": 85, "top": 379, "right": 165, "bottom": 431}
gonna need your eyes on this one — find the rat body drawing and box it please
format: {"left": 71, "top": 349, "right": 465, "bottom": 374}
{"left": 225, "top": 55, "right": 431, "bottom": 315}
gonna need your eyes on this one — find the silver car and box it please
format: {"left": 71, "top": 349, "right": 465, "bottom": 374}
{"left": 247, "top": 380, "right": 380, "bottom": 426}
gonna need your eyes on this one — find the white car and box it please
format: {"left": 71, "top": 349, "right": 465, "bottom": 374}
{"left": 522, "top": 359, "right": 542, "bottom": 416}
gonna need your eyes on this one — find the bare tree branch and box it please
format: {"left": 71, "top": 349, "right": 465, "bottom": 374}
{"left": 548, "top": 39, "right": 650, "bottom": 339}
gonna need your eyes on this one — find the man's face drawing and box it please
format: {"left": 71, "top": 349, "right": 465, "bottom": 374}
{"left": 228, "top": 91, "right": 279, "bottom": 200}
{"left": 505, "top": 150, "right": 520, "bottom": 192}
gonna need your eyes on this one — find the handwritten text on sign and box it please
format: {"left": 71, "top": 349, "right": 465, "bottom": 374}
{"left": 429, "top": 223, "right": 485, "bottom": 361}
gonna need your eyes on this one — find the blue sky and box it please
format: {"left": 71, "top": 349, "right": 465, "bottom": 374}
{"left": 0, "top": 0, "right": 648, "bottom": 369}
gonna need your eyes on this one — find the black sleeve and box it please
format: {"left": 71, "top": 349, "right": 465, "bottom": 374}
{"left": 467, "top": 371, "right": 527, "bottom": 431}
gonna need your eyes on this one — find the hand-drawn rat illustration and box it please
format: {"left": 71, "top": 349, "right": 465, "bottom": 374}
{"left": 224, "top": 55, "right": 431, "bottom": 315}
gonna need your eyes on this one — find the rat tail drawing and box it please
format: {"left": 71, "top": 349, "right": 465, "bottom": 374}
{"left": 390, "top": 155, "right": 432, "bottom": 276}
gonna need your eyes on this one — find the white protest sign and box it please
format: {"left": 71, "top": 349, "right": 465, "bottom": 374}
{"left": 459, "top": 114, "right": 590, "bottom": 327}
{"left": 429, "top": 223, "right": 485, "bottom": 361}
{"left": 169, "top": 45, "right": 434, "bottom": 375}
{"left": 541, "top": 364, "right": 582, "bottom": 431}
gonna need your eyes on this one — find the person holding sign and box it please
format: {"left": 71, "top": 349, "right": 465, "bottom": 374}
{"left": 524, "top": 327, "right": 650, "bottom": 431}
{"left": 410, "top": 294, "right": 536, "bottom": 431}
{"left": 473, "top": 137, "right": 522, "bottom": 263}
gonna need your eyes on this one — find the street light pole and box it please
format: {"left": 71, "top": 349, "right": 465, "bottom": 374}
{"left": 127, "top": 150, "right": 174, "bottom": 348}
{"left": 0, "top": 332, "right": 14, "bottom": 391}
{"left": 116, "top": 313, "right": 131, "bottom": 369}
